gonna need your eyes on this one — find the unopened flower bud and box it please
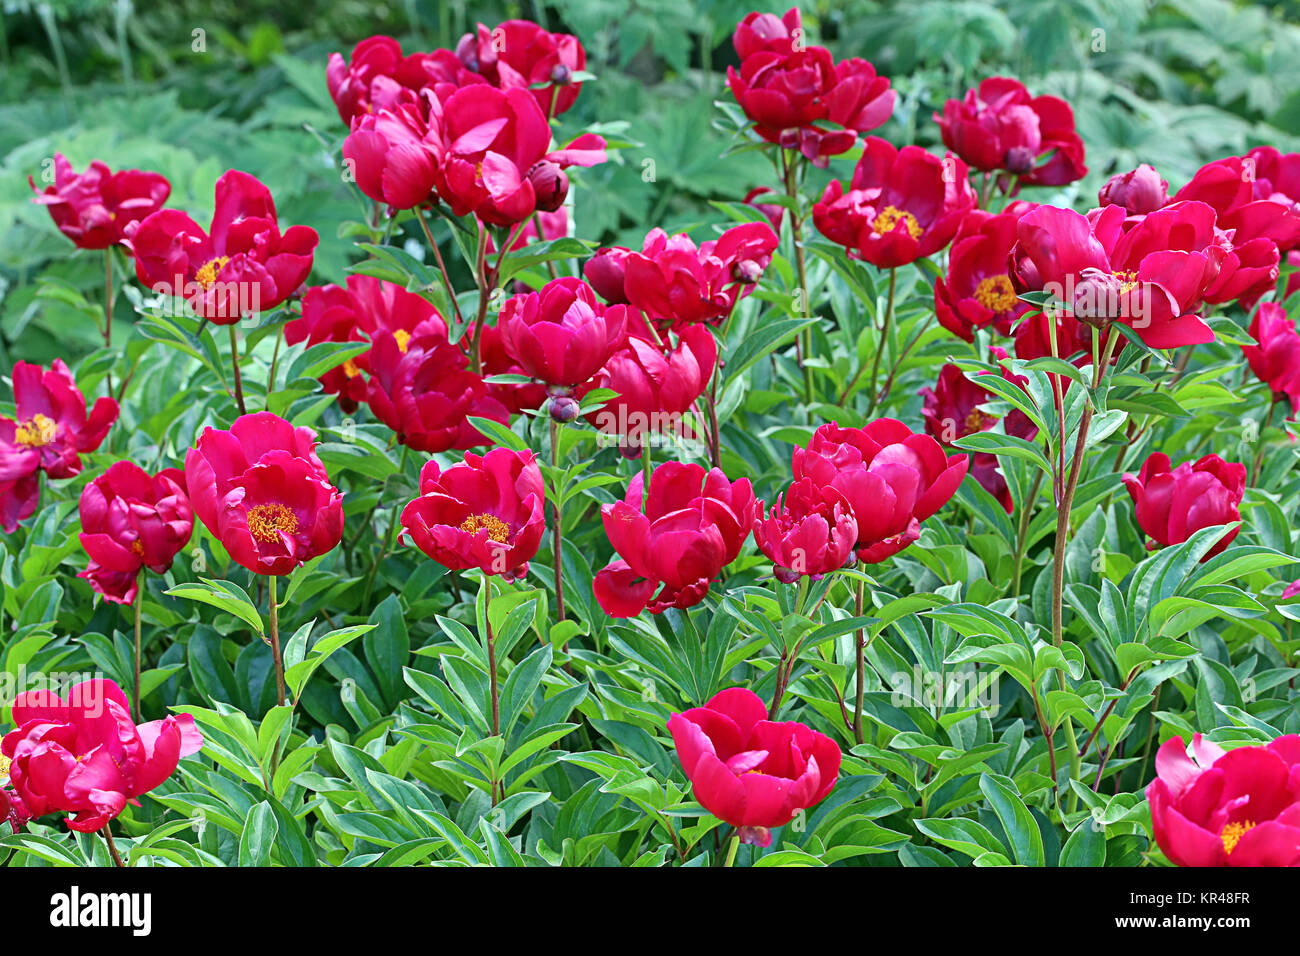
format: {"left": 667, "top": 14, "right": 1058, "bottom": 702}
{"left": 1003, "top": 146, "right": 1036, "bottom": 176}
{"left": 527, "top": 161, "right": 569, "bottom": 213}
{"left": 550, "top": 63, "right": 572, "bottom": 85}
{"left": 732, "top": 258, "right": 763, "bottom": 284}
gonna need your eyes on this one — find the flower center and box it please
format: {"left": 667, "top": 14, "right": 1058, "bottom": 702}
{"left": 195, "top": 255, "right": 230, "bottom": 290}
{"left": 0, "top": 753, "right": 9, "bottom": 778}
{"left": 964, "top": 409, "right": 996, "bottom": 434}
{"left": 130, "top": 539, "right": 145, "bottom": 557}
{"left": 394, "top": 329, "right": 412, "bottom": 353}
{"left": 974, "top": 275, "right": 1018, "bottom": 312}
{"left": 872, "top": 205, "right": 922, "bottom": 240}
{"left": 343, "top": 359, "right": 361, "bottom": 378}
{"left": 459, "top": 512, "right": 511, "bottom": 543}
{"left": 1113, "top": 269, "right": 1139, "bottom": 295}
{"left": 1220, "top": 820, "right": 1256, "bottom": 855}
{"left": 247, "top": 503, "right": 299, "bottom": 543}
{"left": 15, "top": 413, "right": 56, "bottom": 448}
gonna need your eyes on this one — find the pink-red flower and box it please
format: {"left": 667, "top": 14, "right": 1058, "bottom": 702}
{"left": 456, "top": 19, "right": 587, "bottom": 118}
{"left": 1242, "top": 302, "right": 1300, "bottom": 415}
{"left": 327, "top": 36, "right": 480, "bottom": 126}
{"left": 935, "top": 209, "right": 1033, "bottom": 341}
{"left": 498, "top": 278, "right": 627, "bottom": 388}
{"left": 342, "top": 93, "right": 445, "bottom": 210}
{"left": 792, "top": 420, "right": 968, "bottom": 563}
{"left": 593, "top": 462, "right": 753, "bottom": 617}
{"left": 622, "top": 223, "right": 779, "bottom": 328}
{"left": 400, "top": 447, "right": 545, "bottom": 580}
{"left": 131, "top": 170, "right": 318, "bottom": 323}
{"left": 29, "top": 154, "right": 170, "bottom": 250}
{"left": 1122, "top": 453, "right": 1245, "bottom": 560}
{"left": 1098, "top": 164, "right": 1168, "bottom": 216}
{"left": 78, "top": 462, "right": 193, "bottom": 604}
{"left": 935, "top": 76, "right": 1087, "bottom": 187}
{"left": 185, "top": 412, "right": 343, "bottom": 576}
{"left": 1147, "top": 733, "right": 1300, "bottom": 867}
{"left": 814, "top": 138, "right": 976, "bottom": 268}
{"left": 752, "top": 478, "right": 857, "bottom": 581}
{"left": 1, "top": 678, "right": 202, "bottom": 833}
{"left": 583, "top": 246, "right": 634, "bottom": 304}
{"left": 0, "top": 359, "right": 118, "bottom": 532}
{"left": 667, "top": 686, "right": 841, "bottom": 847}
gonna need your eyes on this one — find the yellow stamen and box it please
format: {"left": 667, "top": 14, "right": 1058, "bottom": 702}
{"left": 1220, "top": 820, "right": 1256, "bottom": 855}
{"left": 195, "top": 255, "right": 230, "bottom": 289}
{"left": 964, "top": 409, "right": 996, "bottom": 433}
{"left": 393, "top": 329, "right": 412, "bottom": 353}
{"left": 459, "top": 512, "right": 510, "bottom": 543}
{"left": 0, "top": 754, "right": 10, "bottom": 778}
{"left": 130, "top": 540, "right": 145, "bottom": 557}
{"left": 1114, "top": 269, "right": 1139, "bottom": 295}
{"left": 343, "top": 359, "right": 361, "bottom": 378}
{"left": 973, "top": 274, "right": 1018, "bottom": 312}
{"left": 15, "top": 413, "right": 56, "bottom": 448}
{"left": 872, "top": 205, "right": 922, "bottom": 240}
{"left": 247, "top": 503, "right": 299, "bottom": 543}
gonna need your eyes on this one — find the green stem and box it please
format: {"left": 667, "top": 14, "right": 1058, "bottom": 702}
{"left": 723, "top": 832, "right": 740, "bottom": 867}
{"left": 104, "top": 247, "right": 115, "bottom": 397}
{"left": 550, "top": 417, "right": 566, "bottom": 622}
{"left": 133, "top": 568, "right": 144, "bottom": 722}
{"left": 268, "top": 575, "right": 285, "bottom": 706}
{"left": 854, "top": 268, "right": 896, "bottom": 411}
{"left": 853, "top": 578, "right": 867, "bottom": 745}
{"left": 101, "top": 824, "right": 125, "bottom": 868}
{"left": 229, "top": 325, "right": 246, "bottom": 414}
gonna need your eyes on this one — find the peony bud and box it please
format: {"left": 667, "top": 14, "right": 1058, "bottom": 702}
{"left": 527, "top": 161, "right": 569, "bottom": 213}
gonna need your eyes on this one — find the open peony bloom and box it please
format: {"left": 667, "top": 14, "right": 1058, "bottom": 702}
{"left": 752, "top": 478, "right": 857, "bottom": 582}
{"left": 456, "top": 19, "right": 587, "bottom": 118}
{"left": 1122, "top": 452, "right": 1246, "bottom": 560}
{"left": 727, "top": 8, "right": 894, "bottom": 165}
{"left": 622, "top": 222, "right": 779, "bottom": 329}
{"left": 185, "top": 412, "right": 343, "bottom": 576}
{"left": 78, "top": 462, "right": 193, "bottom": 604}
{"left": 667, "top": 687, "right": 841, "bottom": 847}
{"left": 131, "top": 170, "right": 318, "bottom": 324}
{"left": 400, "top": 447, "right": 545, "bottom": 580}
{"left": 935, "top": 208, "right": 1034, "bottom": 342}
{"left": 342, "top": 92, "right": 445, "bottom": 210}
{"left": 498, "top": 277, "right": 627, "bottom": 388}
{"left": 935, "top": 76, "right": 1087, "bottom": 187}
{"left": 327, "top": 35, "right": 480, "bottom": 126}
{"left": 814, "top": 137, "right": 976, "bottom": 268}
{"left": 793, "top": 420, "right": 968, "bottom": 563}
{"left": 29, "top": 153, "right": 170, "bottom": 250}
{"left": 1, "top": 679, "right": 202, "bottom": 833}
{"left": 1241, "top": 302, "right": 1300, "bottom": 416}
{"left": 1147, "top": 733, "right": 1300, "bottom": 867}
{"left": 0, "top": 359, "right": 118, "bottom": 533}
{"left": 285, "top": 275, "right": 447, "bottom": 414}
{"left": 593, "top": 462, "right": 753, "bottom": 617}
{"left": 583, "top": 246, "right": 635, "bottom": 304}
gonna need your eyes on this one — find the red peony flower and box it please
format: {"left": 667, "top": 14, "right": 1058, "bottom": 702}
{"left": 1098, "top": 163, "right": 1168, "bottom": 216}
{"left": 1174, "top": 154, "right": 1300, "bottom": 258}
{"left": 580, "top": 322, "right": 717, "bottom": 455}
{"left": 583, "top": 246, "right": 634, "bottom": 304}
{"left": 476, "top": 322, "right": 548, "bottom": 415}
{"left": 752, "top": 478, "right": 857, "bottom": 581}
{"left": 1, "top": 678, "right": 202, "bottom": 833}
{"left": 456, "top": 19, "right": 587, "bottom": 118}
{"left": 185, "top": 412, "right": 343, "bottom": 576}
{"left": 622, "top": 223, "right": 779, "bottom": 328}
{"left": 29, "top": 154, "right": 170, "bottom": 250}
{"left": 0, "top": 359, "right": 118, "bottom": 532}
{"left": 342, "top": 92, "right": 445, "bottom": 210}
{"left": 400, "top": 447, "right": 545, "bottom": 580}
{"left": 727, "top": 8, "right": 894, "bottom": 165}
{"left": 131, "top": 170, "right": 317, "bottom": 324}
{"left": 1242, "top": 302, "right": 1300, "bottom": 415}
{"left": 593, "top": 462, "right": 753, "bottom": 617}
{"left": 667, "top": 686, "right": 841, "bottom": 847}
{"left": 935, "top": 208, "right": 1033, "bottom": 342}
{"left": 935, "top": 76, "right": 1087, "bottom": 187}
{"left": 498, "top": 277, "right": 627, "bottom": 388}
{"left": 792, "top": 420, "right": 968, "bottom": 563}
{"left": 78, "top": 462, "right": 193, "bottom": 604}
{"left": 742, "top": 186, "right": 785, "bottom": 232}
{"left": 1122, "top": 452, "right": 1245, "bottom": 560}
{"left": 327, "top": 35, "right": 481, "bottom": 126}
{"left": 1147, "top": 733, "right": 1300, "bottom": 867}
{"left": 814, "top": 137, "right": 976, "bottom": 268}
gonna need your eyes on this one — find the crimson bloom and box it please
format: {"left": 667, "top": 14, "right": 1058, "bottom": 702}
{"left": 185, "top": 412, "right": 343, "bottom": 576}
{"left": 1015, "top": 202, "right": 1224, "bottom": 349}
{"left": 400, "top": 447, "right": 545, "bottom": 580}
{"left": 78, "top": 462, "right": 193, "bottom": 604}
{"left": 580, "top": 323, "right": 717, "bottom": 455}
{"left": 593, "top": 462, "right": 753, "bottom": 617}
{"left": 814, "top": 137, "right": 976, "bottom": 268}
{"left": 1122, "top": 453, "right": 1245, "bottom": 560}
{"left": 727, "top": 8, "right": 894, "bottom": 164}
{"left": 1147, "top": 733, "right": 1300, "bottom": 867}
{"left": 583, "top": 246, "right": 634, "bottom": 304}
{"left": 342, "top": 93, "right": 444, "bottom": 210}
{"left": 935, "top": 209, "right": 1033, "bottom": 341}
{"left": 935, "top": 76, "right": 1087, "bottom": 187}
{"left": 1175, "top": 154, "right": 1300, "bottom": 256}
{"left": 498, "top": 277, "right": 626, "bottom": 388}
{"left": 1, "top": 679, "right": 202, "bottom": 833}
{"left": 0, "top": 359, "right": 118, "bottom": 533}
{"left": 752, "top": 478, "right": 857, "bottom": 582}
{"left": 327, "top": 36, "right": 479, "bottom": 126}
{"left": 1242, "top": 302, "right": 1300, "bottom": 415}
{"left": 29, "top": 154, "right": 170, "bottom": 250}
{"left": 131, "top": 170, "right": 318, "bottom": 323}
{"left": 667, "top": 686, "right": 841, "bottom": 847}
{"left": 792, "top": 420, "right": 968, "bottom": 563}
{"left": 456, "top": 19, "right": 587, "bottom": 118}
{"left": 1098, "top": 163, "right": 1168, "bottom": 216}
{"left": 622, "top": 223, "right": 779, "bottom": 328}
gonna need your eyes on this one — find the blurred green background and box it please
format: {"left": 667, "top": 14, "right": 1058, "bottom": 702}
{"left": 3, "top": 0, "right": 1300, "bottom": 367}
